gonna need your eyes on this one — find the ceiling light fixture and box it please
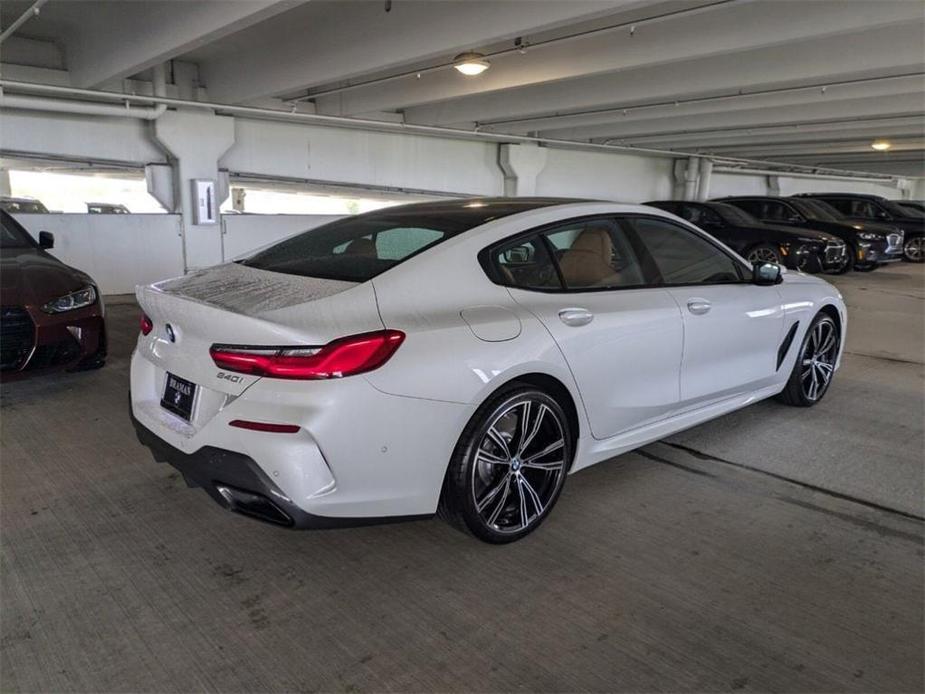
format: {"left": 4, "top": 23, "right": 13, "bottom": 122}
{"left": 870, "top": 140, "right": 892, "bottom": 151}
{"left": 453, "top": 52, "right": 490, "bottom": 76}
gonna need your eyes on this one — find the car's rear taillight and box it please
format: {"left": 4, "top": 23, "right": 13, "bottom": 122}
{"left": 140, "top": 313, "right": 153, "bottom": 335}
{"left": 210, "top": 330, "right": 405, "bottom": 380}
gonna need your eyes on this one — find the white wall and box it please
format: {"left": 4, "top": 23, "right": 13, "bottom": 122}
{"left": 3, "top": 107, "right": 907, "bottom": 204}
{"left": 0, "top": 110, "right": 167, "bottom": 165}
{"left": 536, "top": 148, "right": 675, "bottom": 202}
{"left": 911, "top": 178, "right": 925, "bottom": 200}
{"left": 12, "top": 213, "right": 183, "bottom": 294}
{"left": 222, "top": 214, "right": 343, "bottom": 259}
{"left": 222, "top": 119, "right": 503, "bottom": 197}
{"left": 708, "top": 172, "right": 775, "bottom": 197}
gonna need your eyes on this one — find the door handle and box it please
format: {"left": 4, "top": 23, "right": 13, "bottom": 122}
{"left": 687, "top": 299, "right": 712, "bottom": 315}
{"left": 558, "top": 308, "right": 594, "bottom": 327}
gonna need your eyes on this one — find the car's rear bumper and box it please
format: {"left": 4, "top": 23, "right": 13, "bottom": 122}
{"left": 131, "top": 409, "right": 432, "bottom": 529}
{"left": 129, "top": 347, "right": 470, "bottom": 522}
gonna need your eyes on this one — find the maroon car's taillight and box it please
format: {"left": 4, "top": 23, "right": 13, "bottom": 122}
{"left": 209, "top": 330, "right": 405, "bottom": 380}
{"left": 140, "top": 313, "right": 153, "bottom": 335}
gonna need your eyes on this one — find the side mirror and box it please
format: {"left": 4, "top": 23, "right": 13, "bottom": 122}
{"left": 787, "top": 215, "right": 805, "bottom": 224}
{"left": 876, "top": 211, "right": 892, "bottom": 221}
{"left": 752, "top": 261, "right": 782, "bottom": 286}
{"left": 38, "top": 231, "right": 54, "bottom": 249}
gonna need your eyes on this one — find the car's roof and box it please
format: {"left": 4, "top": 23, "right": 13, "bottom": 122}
{"left": 362, "top": 197, "right": 653, "bottom": 232}
{"left": 712, "top": 195, "right": 792, "bottom": 201}
{"left": 792, "top": 192, "right": 882, "bottom": 199}
{"left": 381, "top": 197, "right": 602, "bottom": 216}
{"left": 647, "top": 199, "right": 717, "bottom": 207}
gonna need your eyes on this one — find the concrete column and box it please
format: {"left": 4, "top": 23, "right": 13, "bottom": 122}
{"left": 696, "top": 158, "right": 714, "bottom": 201}
{"left": 499, "top": 143, "right": 548, "bottom": 196}
{"left": 682, "top": 156, "right": 699, "bottom": 200}
{"left": 766, "top": 175, "right": 781, "bottom": 196}
{"left": 0, "top": 169, "right": 11, "bottom": 197}
{"left": 153, "top": 110, "right": 235, "bottom": 271}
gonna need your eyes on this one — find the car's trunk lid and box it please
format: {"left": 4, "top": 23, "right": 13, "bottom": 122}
{"left": 135, "top": 262, "right": 384, "bottom": 398}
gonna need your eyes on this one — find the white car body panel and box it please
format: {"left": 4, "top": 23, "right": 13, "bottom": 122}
{"left": 510, "top": 286, "right": 683, "bottom": 440}
{"left": 130, "top": 201, "right": 847, "bottom": 523}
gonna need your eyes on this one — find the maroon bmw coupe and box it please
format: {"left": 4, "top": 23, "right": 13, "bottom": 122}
{"left": 1, "top": 210, "right": 106, "bottom": 378}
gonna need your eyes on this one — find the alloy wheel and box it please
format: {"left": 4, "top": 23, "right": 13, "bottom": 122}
{"left": 747, "top": 247, "right": 780, "bottom": 264}
{"left": 904, "top": 237, "right": 925, "bottom": 262}
{"left": 470, "top": 397, "right": 567, "bottom": 535}
{"left": 800, "top": 318, "right": 839, "bottom": 402}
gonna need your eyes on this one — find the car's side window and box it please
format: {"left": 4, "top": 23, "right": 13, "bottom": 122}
{"left": 727, "top": 199, "right": 764, "bottom": 219}
{"left": 823, "top": 198, "right": 853, "bottom": 216}
{"left": 761, "top": 201, "right": 794, "bottom": 222}
{"left": 848, "top": 199, "right": 885, "bottom": 220}
{"left": 543, "top": 219, "right": 646, "bottom": 289}
{"left": 492, "top": 235, "right": 561, "bottom": 290}
{"left": 675, "top": 204, "right": 703, "bottom": 224}
{"left": 629, "top": 217, "right": 744, "bottom": 286}
{"left": 689, "top": 205, "right": 722, "bottom": 227}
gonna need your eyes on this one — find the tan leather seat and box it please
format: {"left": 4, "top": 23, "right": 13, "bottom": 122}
{"left": 558, "top": 226, "right": 617, "bottom": 287}
{"left": 344, "top": 237, "right": 377, "bottom": 257}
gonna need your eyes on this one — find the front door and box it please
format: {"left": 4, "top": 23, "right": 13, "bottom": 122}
{"left": 495, "top": 217, "right": 683, "bottom": 440}
{"left": 627, "top": 216, "right": 784, "bottom": 407}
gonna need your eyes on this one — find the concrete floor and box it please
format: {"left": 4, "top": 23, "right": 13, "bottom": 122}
{"left": 1, "top": 264, "right": 922, "bottom": 693}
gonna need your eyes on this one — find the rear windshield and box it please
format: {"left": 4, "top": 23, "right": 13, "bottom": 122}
{"left": 239, "top": 201, "right": 566, "bottom": 282}
{"left": 241, "top": 214, "right": 476, "bottom": 281}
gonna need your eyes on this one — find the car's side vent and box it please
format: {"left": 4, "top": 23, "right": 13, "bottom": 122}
{"left": 776, "top": 321, "right": 800, "bottom": 371}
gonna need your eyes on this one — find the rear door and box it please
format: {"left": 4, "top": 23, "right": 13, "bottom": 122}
{"left": 627, "top": 216, "right": 785, "bottom": 408}
{"left": 495, "top": 217, "right": 683, "bottom": 440}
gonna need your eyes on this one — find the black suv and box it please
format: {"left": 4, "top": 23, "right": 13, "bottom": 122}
{"left": 792, "top": 193, "right": 924, "bottom": 263}
{"left": 713, "top": 196, "right": 902, "bottom": 271}
{"left": 644, "top": 200, "right": 848, "bottom": 273}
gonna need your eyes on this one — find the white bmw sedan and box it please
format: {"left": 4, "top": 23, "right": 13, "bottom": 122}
{"left": 131, "top": 198, "right": 846, "bottom": 542}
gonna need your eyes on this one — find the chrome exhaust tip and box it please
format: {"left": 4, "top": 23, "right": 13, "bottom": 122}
{"left": 215, "top": 484, "right": 294, "bottom": 527}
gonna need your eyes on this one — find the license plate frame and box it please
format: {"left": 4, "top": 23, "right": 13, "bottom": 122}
{"left": 161, "top": 372, "right": 197, "bottom": 421}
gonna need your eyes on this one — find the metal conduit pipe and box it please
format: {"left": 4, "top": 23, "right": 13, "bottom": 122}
{"left": 711, "top": 165, "right": 899, "bottom": 185}
{"left": 696, "top": 158, "right": 714, "bottom": 200}
{"left": 0, "top": 94, "right": 166, "bottom": 119}
{"left": 1, "top": 64, "right": 168, "bottom": 120}
{"left": 0, "top": 79, "right": 900, "bottom": 182}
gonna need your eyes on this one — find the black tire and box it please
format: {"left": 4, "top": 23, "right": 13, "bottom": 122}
{"left": 903, "top": 236, "right": 925, "bottom": 263}
{"left": 438, "top": 384, "right": 573, "bottom": 543}
{"left": 776, "top": 312, "right": 840, "bottom": 407}
{"left": 745, "top": 243, "right": 782, "bottom": 266}
{"left": 833, "top": 245, "right": 855, "bottom": 274}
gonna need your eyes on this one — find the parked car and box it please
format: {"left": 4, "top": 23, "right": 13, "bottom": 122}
{"left": 714, "top": 195, "right": 903, "bottom": 271}
{"left": 87, "top": 202, "right": 130, "bottom": 214}
{"left": 644, "top": 200, "right": 849, "bottom": 273}
{"left": 0, "top": 210, "right": 106, "bottom": 378}
{"left": 130, "top": 198, "right": 846, "bottom": 543}
{"left": 896, "top": 200, "right": 925, "bottom": 214}
{"left": 0, "top": 196, "right": 49, "bottom": 214}
{"left": 792, "top": 193, "right": 925, "bottom": 263}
